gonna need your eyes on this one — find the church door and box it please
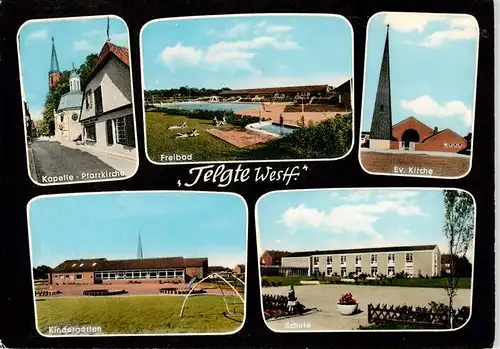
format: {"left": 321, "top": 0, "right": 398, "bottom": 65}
{"left": 401, "top": 129, "right": 420, "bottom": 150}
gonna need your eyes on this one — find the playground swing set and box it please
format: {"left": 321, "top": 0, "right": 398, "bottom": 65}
{"left": 179, "top": 272, "right": 245, "bottom": 318}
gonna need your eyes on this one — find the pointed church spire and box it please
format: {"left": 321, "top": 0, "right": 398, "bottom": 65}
{"left": 49, "top": 36, "right": 60, "bottom": 73}
{"left": 137, "top": 232, "right": 143, "bottom": 259}
{"left": 369, "top": 24, "right": 393, "bottom": 142}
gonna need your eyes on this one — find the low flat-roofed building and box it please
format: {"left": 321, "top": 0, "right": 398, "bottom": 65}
{"left": 281, "top": 244, "right": 441, "bottom": 278}
{"left": 49, "top": 256, "right": 208, "bottom": 285}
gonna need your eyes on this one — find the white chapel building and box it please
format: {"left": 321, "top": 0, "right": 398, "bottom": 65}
{"left": 54, "top": 66, "right": 84, "bottom": 143}
{"left": 78, "top": 39, "right": 137, "bottom": 159}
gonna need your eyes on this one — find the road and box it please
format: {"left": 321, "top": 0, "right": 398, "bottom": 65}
{"left": 29, "top": 140, "right": 120, "bottom": 184}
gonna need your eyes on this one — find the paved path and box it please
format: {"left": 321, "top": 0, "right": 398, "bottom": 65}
{"left": 263, "top": 284, "right": 471, "bottom": 331}
{"left": 30, "top": 140, "right": 121, "bottom": 184}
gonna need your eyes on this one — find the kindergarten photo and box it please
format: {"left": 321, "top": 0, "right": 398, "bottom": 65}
{"left": 140, "top": 14, "right": 354, "bottom": 164}
{"left": 359, "top": 12, "right": 478, "bottom": 178}
{"left": 257, "top": 188, "right": 475, "bottom": 331}
{"left": 28, "top": 192, "right": 247, "bottom": 336}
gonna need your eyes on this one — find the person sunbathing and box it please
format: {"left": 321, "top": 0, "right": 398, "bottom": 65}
{"left": 168, "top": 121, "right": 188, "bottom": 130}
{"left": 175, "top": 129, "right": 199, "bottom": 139}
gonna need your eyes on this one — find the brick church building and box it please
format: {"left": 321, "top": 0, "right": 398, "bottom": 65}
{"left": 366, "top": 25, "right": 471, "bottom": 154}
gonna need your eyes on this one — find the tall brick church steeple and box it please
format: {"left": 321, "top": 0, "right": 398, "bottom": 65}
{"left": 48, "top": 37, "right": 61, "bottom": 89}
{"left": 370, "top": 25, "right": 393, "bottom": 143}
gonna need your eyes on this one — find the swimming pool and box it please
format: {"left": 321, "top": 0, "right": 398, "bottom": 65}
{"left": 162, "top": 103, "right": 259, "bottom": 112}
{"left": 246, "top": 121, "right": 299, "bottom": 137}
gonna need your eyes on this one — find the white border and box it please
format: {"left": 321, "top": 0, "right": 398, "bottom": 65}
{"left": 26, "top": 190, "right": 249, "bottom": 337}
{"left": 17, "top": 15, "right": 140, "bottom": 187}
{"left": 138, "top": 13, "right": 355, "bottom": 165}
{"left": 255, "top": 187, "right": 477, "bottom": 333}
{"left": 357, "top": 12, "right": 480, "bottom": 180}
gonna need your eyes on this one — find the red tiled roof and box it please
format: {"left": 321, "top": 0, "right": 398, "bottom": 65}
{"left": 52, "top": 257, "right": 207, "bottom": 273}
{"left": 83, "top": 41, "right": 130, "bottom": 87}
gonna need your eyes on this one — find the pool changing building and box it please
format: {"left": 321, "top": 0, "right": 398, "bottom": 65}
{"left": 48, "top": 257, "right": 208, "bottom": 285}
{"left": 279, "top": 245, "right": 441, "bottom": 278}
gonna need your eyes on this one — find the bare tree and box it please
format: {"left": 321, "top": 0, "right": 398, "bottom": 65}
{"left": 442, "top": 189, "right": 475, "bottom": 328}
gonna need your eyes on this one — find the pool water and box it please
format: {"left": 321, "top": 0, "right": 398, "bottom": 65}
{"left": 259, "top": 123, "right": 297, "bottom": 136}
{"left": 166, "top": 103, "right": 258, "bottom": 112}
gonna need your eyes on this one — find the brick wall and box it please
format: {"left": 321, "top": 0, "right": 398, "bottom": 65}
{"left": 260, "top": 252, "right": 273, "bottom": 266}
{"left": 392, "top": 117, "right": 434, "bottom": 141}
{"left": 414, "top": 129, "right": 467, "bottom": 153}
{"left": 50, "top": 271, "right": 94, "bottom": 285}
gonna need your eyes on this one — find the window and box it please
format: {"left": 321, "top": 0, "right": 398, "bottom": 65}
{"left": 405, "top": 265, "right": 414, "bottom": 277}
{"left": 109, "top": 273, "right": 116, "bottom": 279}
{"left": 379, "top": 105, "right": 385, "bottom": 112}
{"left": 355, "top": 255, "right": 362, "bottom": 265}
{"left": 85, "top": 124, "right": 96, "bottom": 142}
{"left": 326, "top": 267, "right": 332, "bottom": 276}
{"left": 159, "top": 270, "right": 167, "bottom": 278}
{"left": 54, "top": 275, "right": 59, "bottom": 279}
{"left": 371, "top": 254, "right": 378, "bottom": 264}
{"left": 85, "top": 89, "right": 93, "bottom": 109}
{"left": 406, "top": 253, "right": 414, "bottom": 263}
{"left": 340, "top": 255, "right": 347, "bottom": 264}
{"left": 117, "top": 272, "right": 124, "bottom": 279}
{"left": 125, "top": 272, "right": 133, "bottom": 279}
{"left": 341, "top": 267, "right": 347, "bottom": 277}
{"left": 355, "top": 266, "right": 362, "bottom": 275}
{"left": 114, "top": 115, "right": 136, "bottom": 147}
{"left": 71, "top": 113, "right": 78, "bottom": 122}
{"left": 371, "top": 267, "right": 378, "bottom": 277}
{"left": 106, "top": 119, "right": 114, "bottom": 146}
{"left": 75, "top": 274, "right": 82, "bottom": 280}
{"left": 167, "top": 270, "right": 175, "bottom": 278}
{"left": 72, "top": 264, "right": 76, "bottom": 267}
{"left": 92, "top": 263, "right": 97, "bottom": 267}
{"left": 326, "top": 256, "right": 333, "bottom": 265}
{"left": 94, "top": 87, "right": 103, "bottom": 114}
{"left": 79, "top": 263, "right": 84, "bottom": 267}
{"left": 60, "top": 114, "right": 64, "bottom": 123}
{"left": 388, "top": 266, "right": 395, "bottom": 276}
{"left": 149, "top": 271, "right": 157, "bottom": 278}
{"left": 313, "top": 267, "right": 320, "bottom": 275}
{"left": 65, "top": 275, "right": 70, "bottom": 279}
{"left": 133, "top": 271, "right": 140, "bottom": 279}
{"left": 261, "top": 259, "right": 266, "bottom": 265}
{"left": 388, "top": 253, "right": 395, "bottom": 263}
{"left": 313, "top": 257, "right": 319, "bottom": 265}
{"left": 175, "top": 270, "right": 184, "bottom": 278}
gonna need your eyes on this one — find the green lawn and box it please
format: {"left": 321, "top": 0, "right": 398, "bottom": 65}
{"left": 146, "top": 113, "right": 241, "bottom": 162}
{"left": 262, "top": 276, "right": 472, "bottom": 289}
{"left": 36, "top": 295, "right": 244, "bottom": 335}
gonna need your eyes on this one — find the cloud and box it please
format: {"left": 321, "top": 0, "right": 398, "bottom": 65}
{"left": 336, "top": 190, "right": 420, "bottom": 202}
{"left": 73, "top": 39, "right": 95, "bottom": 52}
{"left": 400, "top": 95, "right": 473, "bottom": 126}
{"left": 384, "top": 13, "right": 447, "bottom": 33}
{"left": 280, "top": 198, "right": 426, "bottom": 239}
{"left": 341, "top": 191, "right": 373, "bottom": 202}
{"left": 255, "top": 20, "right": 293, "bottom": 34}
{"left": 160, "top": 36, "right": 300, "bottom": 73}
{"left": 383, "top": 13, "right": 478, "bottom": 47}
{"left": 27, "top": 29, "right": 49, "bottom": 40}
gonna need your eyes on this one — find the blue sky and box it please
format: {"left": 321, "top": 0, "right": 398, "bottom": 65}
{"left": 18, "top": 16, "right": 130, "bottom": 120}
{"left": 28, "top": 192, "right": 247, "bottom": 269}
{"left": 257, "top": 189, "right": 475, "bottom": 260}
{"left": 141, "top": 15, "right": 353, "bottom": 91}
{"left": 362, "top": 13, "right": 479, "bottom": 136}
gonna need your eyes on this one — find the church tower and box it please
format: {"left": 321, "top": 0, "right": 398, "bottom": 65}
{"left": 369, "top": 25, "right": 393, "bottom": 150}
{"left": 137, "top": 233, "right": 144, "bottom": 259}
{"left": 69, "top": 62, "right": 81, "bottom": 92}
{"left": 48, "top": 37, "right": 61, "bottom": 89}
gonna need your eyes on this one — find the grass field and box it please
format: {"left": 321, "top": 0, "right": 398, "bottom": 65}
{"left": 262, "top": 276, "right": 472, "bottom": 289}
{"left": 36, "top": 294, "right": 244, "bottom": 335}
{"left": 146, "top": 113, "right": 240, "bottom": 162}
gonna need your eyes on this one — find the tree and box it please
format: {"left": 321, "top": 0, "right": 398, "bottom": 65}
{"left": 33, "top": 265, "right": 52, "bottom": 280}
{"left": 442, "top": 189, "right": 475, "bottom": 328}
{"left": 39, "top": 53, "right": 98, "bottom": 136}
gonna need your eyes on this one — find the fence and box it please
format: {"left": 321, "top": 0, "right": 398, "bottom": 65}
{"left": 367, "top": 303, "right": 471, "bottom": 329}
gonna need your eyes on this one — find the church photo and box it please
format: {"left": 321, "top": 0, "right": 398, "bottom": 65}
{"left": 18, "top": 15, "right": 139, "bottom": 186}
{"left": 359, "top": 12, "right": 478, "bottom": 178}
